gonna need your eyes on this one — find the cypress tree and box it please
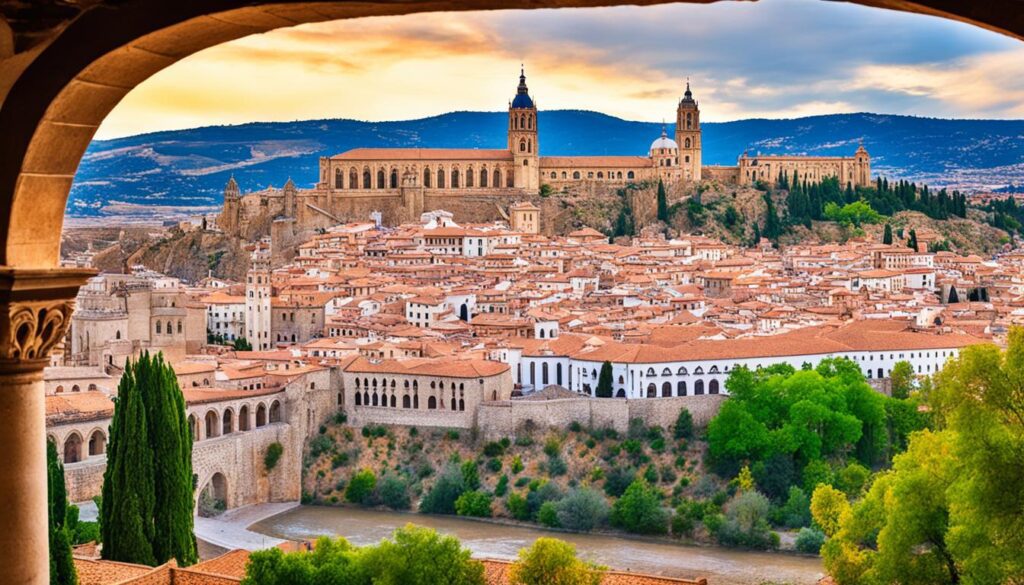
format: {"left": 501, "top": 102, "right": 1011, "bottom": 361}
{"left": 48, "top": 440, "right": 77, "bottom": 585}
{"left": 101, "top": 352, "right": 197, "bottom": 566}
{"left": 763, "top": 194, "right": 782, "bottom": 241}
{"left": 751, "top": 222, "right": 761, "bottom": 246}
{"left": 596, "top": 361, "right": 614, "bottom": 398}
{"left": 143, "top": 353, "right": 198, "bottom": 566}
{"left": 101, "top": 362, "right": 156, "bottom": 565}
{"left": 907, "top": 229, "right": 919, "bottom": 251}
{"left": 883, "top": 223, "right": 893, "bottom": 245}
{"left": 656, "top": 180, "right": 668, "bottom": 222}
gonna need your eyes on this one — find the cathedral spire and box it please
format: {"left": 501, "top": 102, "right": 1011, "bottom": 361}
{"left": 511, "top": 65, "right": 534, "bottom": 109}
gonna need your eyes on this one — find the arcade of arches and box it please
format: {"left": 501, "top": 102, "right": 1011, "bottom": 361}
{"left": 0, "top": 1, "right": 1020, "bottom": 583}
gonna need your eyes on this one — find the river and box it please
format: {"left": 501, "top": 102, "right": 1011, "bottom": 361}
{"left": 249, "top": 506, "right": 825, "bottom": 585}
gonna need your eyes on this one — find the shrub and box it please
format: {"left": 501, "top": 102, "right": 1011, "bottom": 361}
{"left": 461, "top": 459, "right": 481, "bottom": 491}
{"left": 333, "top": 411, "right": 348, "bottom": 425}
{"left": 527, "top": 481, "right": 563, "bottom": 520}
{"left": 377, "top": 474, "right": 411, "bottom": 510}
{"left": 777, "top": 486, "right": 812, "bottom": 529}
{"left": 487, "top": 458, "right": 503, "bottom": 473}
{"left": 507, "top": 492, "right": 530, "bottom": 521}
{"left": 621, "top": 439, "right": 642, "bottom": 456}
{"left": 538, "top": 501, "right": 560, "bottom": 527}
{"left": 671, "top": 499, "right": 704, "bottom": 537}
{"left": 802, "top": 460, "right": 834, "bottom": 494}
{"left": 643, "top": 465, "right": 658, "bottom": 484}
{"left": 650, "top": 437, "right": 666, "bottom": 453}
{"left": 331, "top": 451, "right": 350, "bottom": 469}
{"left": 511, "top": 455, "right": 524, "bottom": 474}
{"left": 319, "top": 424, "right": 328, "bottom": 435}
{"left": 543, "top": 437, "right": 562, "bottom": 457}
{"left": 408, "top": 426, "right": 418, "bottom": 437}
{"left": 673, "top": 408, "right": 694, "bottom": 440}
{"left": 483, "top": 442, "right": 506, "bottom": 457}
{"left": 835, "top": 462, "right": 871, "bottom": 497}
{"left": 445, "top": 429, "right": 461, "bottom": 441}
{"left": 714, "top": 490, "right": 777, "bottom": 549}
{"left": 455, "top": 490, "right": 493, "bottom": 518}
{"left": 569, "top": 421, "right": 583, "bottom": 433}
{"left": 603, "top": 466, "right": 636, "bottom": 497}
{"left": 508, "top": 537, "right": 604, "bottom": 585}
{"left": 547, "top": 456, "right": 568, "bottom": 477}
{"left": 514, "top": 476, "right": 531, "bottom": 488}
{"left": 514, "top": 436, "right": 534, "bottom": 447}
{"left": 627, "top": 418, "right": 647, "bottom": 440}
{"left": 420, "top": 464, "right": 466, "bottom": 515}
{"left": 264, "top": 442, "right": 283, "bottom": 472}
{"left": 794, "top": 527, "right": 826, "bottom": 554}
{"left": 610, "top": 480, "right": 668, "bottom": 535}
{"left": 345, "top": 469, "right": 377, "bottom": 505}
{"left": 495, "top": 475, "right": 509, "bottom": 497}
{"left": 584, "top": 438, "right": 597, "bottom": 450}
{"left": 309, "top": 434, "right": 334, "bottom": 458}
{"left": 555, "top": 488, "right": 609, "bottom": 532}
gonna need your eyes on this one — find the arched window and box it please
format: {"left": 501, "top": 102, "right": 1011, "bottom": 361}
{"left": 371, "top": 392, "right": 379, "bottom": 406}
{"left": 573, "top": 171, "right": 581, "bottom": 179}
{"left": 677, "top": 366, "right": 688, "bottom": 375}
{"left": 520, "top": 115, "right": 526, "bottom": 128}
{"left": 694, "top": 366, "right": 704, "bottom": 375}
{"left": 205, "top": 410, "right": 220, "bottom": 439}
{"left": 451, "top": 169, "right": 460, "bottom": 188}
{"left": 617, "top": 171, "right": 623, "bottom": 179}
{"left": 507, "top": 170, "right": 514, "bottom": 188}
{"left": 556, "top": 363, "right": 563, "bottom": 385}
{"left": 661, "top": 368, "right": 672, "bottom": 376}
{"left": 363, "top": 169, "right": 371, "bottom": 188}
{"left": 428, "top": 396, "right": 437, "bottom": 410}
{"left": 709, "top": 379, "right": 720, "bottom": 394}
{"left": 72, "top": 385, "right": 80, "bottom": 392}
{"left": 527, "top": 115, "right": 532, "bottom": 129}
{"left": 355, "top": 392, "right": 362, "bottom": 406}
{"left": 156, "top": 321, "right": 161, "bottom": 334}
{"left": 115, "top": 330, "right": 121, "bottom": 340}
{"left": 677, "top": 381, "right": 687, "bottom": 396}
{"left": 350, "top": 168, "right": 358, "bottom": 188}
{"left": 627, "top": 171, "right": 635, "bottom": 180}
{"left": 402, "top": 394, "right": 410, "bottom": 408}
{"left": 480, "top": 168, "right": 488, "bottom": 187}
{"left": 542, "top": 362, "right": 549, "bottom": 385}
{"left": 55, "top": 385, "right": 63, "bottom": 393}
{"left": 334, "top": 167, "right": 343, "bottom": 188}
{"left": 646, "top": 383, "right": 656, "bottom": 398}
{"left": 686, "top": 112, "right": 692, "bottom": 129}
{"left": 270, "top": 401, "right": 281, "bottom": 423}
{"left": 646, "top": 367, "right": 656, "bottom": 376}
{"left": 239, "top": 405, "right": 250, "bottom": 431}
{"left": 527, "top": 140, "right": 532, "bottom": 153}
{"left": 694, "top": 380, "right": 705, "bottom": 395}
{"left": 63, "top": 433, "right": 83, "bottom": 464}
{"left": 615, "top": 389, "right": 626, "bottom": 398}
{"left": 466, "top": 167, "right": 474, "bottom": 187}
{"left": 685, "top": 138, "right": 691, "bottom": 148}
{"left": 662, "top": 382, "right": 672, "bottom": 397}
{"left": 597, "top": 172, "right": 604, "bottom": 179}
{"left": 88, "top": 430, "right": 105, "bottom": 456}
{"left": 423, "top": 168, "right": 431, "bottom": 187}
{"left": 222, "top": 409, "right": 234, "bottom": 435}
{"left": 519, "top": 140, "right": 526, "bottom": 153}
{"left": 390, "top": 169, "right": 398, "bottom": 188}
{"left": 256, "top": 404, "right": 267, "bottom": 427}
{"left": 390, "top": 394, "right": 396, "bottom": 407}
{"left": 177, "top": 320, "right": 182, "bottom": 334}
{"left": 377, "top": 169, "right": 385, "bottom": 189}
{"left": 493, "top": 169, "right": 501, "bottom": 188}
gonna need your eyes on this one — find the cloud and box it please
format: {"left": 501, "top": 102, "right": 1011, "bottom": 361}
{"left": 94, "top": 1, "right": 1023, "bottom": 139}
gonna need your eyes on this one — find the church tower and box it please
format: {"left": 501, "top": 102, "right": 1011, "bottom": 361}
{"left": 220, "top": 176, "right": 241, "bottom": 235}
{"left": 675, "top": 82, "right": 702, "bottom": 182}
{"left": 283, "top": 177, "right": 296, "bottom": 218}
{"left": 853, "top": 142, "right": 871, "bottom": 188}
{"left": 245, "top": 244, "right": 272, "bottom": 351}
{"left": 508, "top": 67, "right": 540, "bottom": 191}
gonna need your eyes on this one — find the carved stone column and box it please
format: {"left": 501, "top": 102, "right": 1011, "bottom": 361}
{"left": 0, "top": 267, "right": 93, "bottom": 585}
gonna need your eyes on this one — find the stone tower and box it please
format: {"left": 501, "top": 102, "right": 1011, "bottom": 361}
{"left": 245, "top": 243, "right": 272, "bottom": 351}
{"left": 854, "top": 142, "right": 871, "bottom": 188}
{"left": 283, "top": 177, "right": 296, "bottom": 218}
{"left": 508, "top": 67, "right": 540, "bottom": 191}
{"left": 675, "top": 81, "right": 702, "bottom": 182}
{"left": 221, "top": 176, "right": 240, "bottom": 235}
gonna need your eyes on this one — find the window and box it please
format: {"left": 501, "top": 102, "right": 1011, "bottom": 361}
{"left": 377, "top": 169, "right": 385, "bottom": 189}
{"left": 363, "top": 169, "right": 371, "bottom": 188}
{"left": 573, "top": 171, "right": 581, "bottom": 179}
{"left": 390, "top": 170, "right": 398, "bottom": 188}
{"left": 334, "top": 167, "right": 343, "bottom": 188}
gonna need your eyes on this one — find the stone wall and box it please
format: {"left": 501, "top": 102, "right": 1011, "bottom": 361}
{"left": 702, "top": 165, "right": 741, "bottom": 184}
{"left": 460, "top": 394, "right": 724, "bottom": 440}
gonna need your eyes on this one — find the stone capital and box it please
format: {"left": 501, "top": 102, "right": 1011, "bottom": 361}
{"left": 0, "top": 267, "right": 95, "bottom": 372}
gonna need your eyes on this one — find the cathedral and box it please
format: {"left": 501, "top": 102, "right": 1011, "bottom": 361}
{"left": 219, "top": 69, "right": 871, "bottom": 238}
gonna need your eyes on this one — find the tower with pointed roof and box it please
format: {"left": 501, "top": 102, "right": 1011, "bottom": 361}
{"left": 508, "top": 67, "right": 540, "bottom": 191}
{"left": 220, "top": 176, "right": 241, "bottom": 234}
{"left": 675, "top": 81, "right": 702, "bottom": 181}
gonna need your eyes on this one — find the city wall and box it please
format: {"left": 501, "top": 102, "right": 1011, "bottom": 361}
{"left": 702, "top": 166, "right": 741, "bottom": 184}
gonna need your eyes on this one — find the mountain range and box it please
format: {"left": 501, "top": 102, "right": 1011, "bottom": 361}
{"left": 69, "top": 111, "right": 1024, "bottom": 217}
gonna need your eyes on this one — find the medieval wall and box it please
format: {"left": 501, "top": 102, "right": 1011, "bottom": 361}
{"left": 702, "top": 166, "right": 741, "bottom": 184}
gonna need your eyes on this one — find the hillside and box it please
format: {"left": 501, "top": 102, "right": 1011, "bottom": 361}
{"left": 69, "top": 112, "right": 1024, "bottom": 217}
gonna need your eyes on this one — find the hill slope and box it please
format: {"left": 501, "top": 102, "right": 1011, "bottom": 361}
{"left": 70, "top": 111, "right": 1024, "bottom": 217}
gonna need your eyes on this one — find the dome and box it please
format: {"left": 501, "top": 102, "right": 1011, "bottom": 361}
{"left": 649, "top": 128, "right": 677, "bottom": 153}
{"left": 512, "top": 93, "right": 534, "bottom": 109}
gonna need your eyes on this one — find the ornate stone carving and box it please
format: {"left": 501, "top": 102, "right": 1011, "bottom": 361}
{"left": 0, "top": 299, "right": 75, "bottom": 361}
{"left": 0, "top": 267, "right": 94, "bottom": 368}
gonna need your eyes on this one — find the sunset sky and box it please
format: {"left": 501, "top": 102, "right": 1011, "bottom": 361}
{"left": 95, "top": 0, "right": 1024, "bottom": 139}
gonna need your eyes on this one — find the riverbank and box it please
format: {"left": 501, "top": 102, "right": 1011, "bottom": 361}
{"left": 247, "top": 504, "right": 826, "bottom": 585}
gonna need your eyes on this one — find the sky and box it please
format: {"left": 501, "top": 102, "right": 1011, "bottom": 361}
{"left": 95, "top": 0, "right": 1024, "bottom": 139}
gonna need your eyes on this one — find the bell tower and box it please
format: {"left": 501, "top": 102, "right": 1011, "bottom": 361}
{"left": 675, "top": 81, "right": 702, "bottom": 182}
{"left": 508, "top": 66, "right": 540, "bottom": 191}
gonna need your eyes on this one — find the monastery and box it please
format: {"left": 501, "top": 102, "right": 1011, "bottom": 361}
{"left": 218, "top": 69, "right": 872, "bottom": 242}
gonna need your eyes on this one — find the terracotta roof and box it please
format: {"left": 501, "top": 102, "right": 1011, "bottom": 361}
{"left": 45, "top": 392, "right": 113, "bottom": 423}
{"left": 344, "top": 356, "right": 508, "bottom": 378}
{"left": 190, "top": 549, "right": 250, "bottom": 578}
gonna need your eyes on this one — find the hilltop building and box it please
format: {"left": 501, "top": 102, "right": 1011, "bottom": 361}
{"left": 218, "top": 68, "right": 872, "bottom": 242}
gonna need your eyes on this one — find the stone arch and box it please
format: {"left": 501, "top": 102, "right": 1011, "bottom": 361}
{"left": 451, "top": 168, "right": 460, "bottom": 188}
{"left": 493, "top": 169, "right": 501, "bottom": 187}
{"left": 198, "top": 472, "right": 229, "bottom": 517}
{"left": 466, "top": 166, "right": 474, "bottom": 187}
{"left": 646, "top": 383, "right": 656, "bottom": 398}
{"left": 423, "top": 167, "right": 431, "bottom": 187}
{"left": 480, "top": 167, "right": 488, "bottom": 187}
{"left": 188, "top": 414, "right": 199, "bottom": 441}
{"left": 677, "top": 380, "right": 687, "bottom": 396}
{"left": 205, "top": 409, "right": 220, "bottom": 439}
{"left": 256, "top": 403, "right": 268, "bottom": 427}
{"left": 55, "top": 385, "right": 64, "bottom": 393}
{"left": 222, "top": 407, "right": 234, "bottom": 434}
{"left": 88, "top": 428, "right": 106, "bottom": 456}
{"left": 63, "top": 432, "right": 83, "bottom": 464}
{"left": 377, "top": 169, "right": 385, "bottom": 189}
{"left": 428, "top": 396, "right": 437, "bottom": 410}
{"left": 269, "top": 400, "right": 282, "bottom": 423}
{"left": 390, "top": 168, "right": 398, "bottom": 188}
{"left": 239, "top": 405, "right": 250, "bottom": 431}
{"left": 437, "top": 168, "right": 446, "bottom": 188}
{"left": 709, "top": 379, "right": 720, "bottom": 394}
{"left": 694, "top": 379, "right": 705, "bottom": 395}
{"left": 615, "top": 389, "right": 626, "bottom": 398}
{"left": 662, "top": 381, "right": 672, "bottom": 397}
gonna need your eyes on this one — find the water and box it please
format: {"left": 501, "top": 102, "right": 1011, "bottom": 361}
{"left": 250, "top": 506, "right": 825, "bottom": 585}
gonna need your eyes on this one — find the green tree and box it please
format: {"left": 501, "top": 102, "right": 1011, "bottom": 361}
{"left": 656, "top": 180, "right": 669, "bottom": 222}
{"left": 882, "top": 223, "right": 893, "bottom": 245}
{"left": 361, "top": 524, "right": 485, "bottom": 585}
{"left": 907, "top": 229, "right": 919, "bottom": 251}
{"left": 610, "top": 479, "right": 668, "bottom": 535}
{"left": 420, "top": 463, "right": 466, "bottom": 515}
{"left": 345, "top": 469, "right": 377, "bottom": 504}
{"left": 889, "top": 361, "right": 914, "bottom": 399}
{"left": 596, "top": 361, "right": 614, "bottom": 398}
{"left": 763, "top": 194, "right": 782, "bottom": 241}
{"left": 48, "top": 440, "right": 77, "bottom": 585}
{"left": 454, "top": 491, "right": 493, "bottom": 517}
{"left": 508, "top": 538, "right": 604, "bottom": 585}
{"left": 673, "top": 408, "right": 693, "bottom": 440}
{"left": 714, "top": 490, "right": 778, "bottom": 549}
{"left": 555, "top": 488, "right": 610, "bottom": 532}
{"left": 233, "top": 337, "right": 253, "bottom": 351}
{"left": 461, "top": 459, "right": 480, "bottom": 491}
{"left": 823, "top": 200, "right": 884, "bottom": 227}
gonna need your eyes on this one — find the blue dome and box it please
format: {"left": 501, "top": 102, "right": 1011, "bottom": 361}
{"left": 512, "top": 93, "right": 534, "bottom": 108}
